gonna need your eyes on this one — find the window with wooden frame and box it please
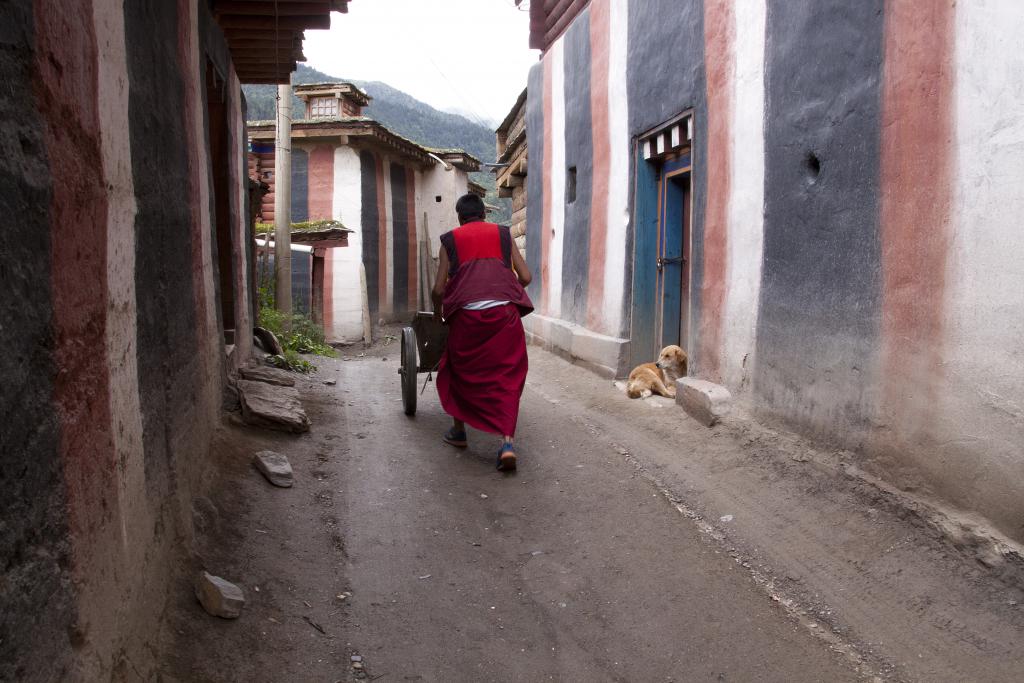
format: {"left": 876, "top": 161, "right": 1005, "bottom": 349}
{"left": 309, "top": 96, "right": 338, "bottom": 118}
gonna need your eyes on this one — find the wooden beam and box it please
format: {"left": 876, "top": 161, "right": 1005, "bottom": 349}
{"left": 214, "top": 1, "right": 330, "bottom": 16}
{"left": 216, "top": 14, "right": 330, "bottom": 30}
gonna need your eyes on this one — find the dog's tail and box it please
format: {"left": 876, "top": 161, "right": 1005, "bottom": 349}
{"left": 626, "top": 380, "right": 644, "bottom": 399}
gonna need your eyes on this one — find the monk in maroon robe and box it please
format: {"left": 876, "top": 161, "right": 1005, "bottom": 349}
{"left": 432, "top": 194, "right": 533, "bottom": 471}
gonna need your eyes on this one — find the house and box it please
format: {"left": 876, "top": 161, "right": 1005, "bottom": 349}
{"left": 494, "top": 88, "right": 528, "bottom": 255}
{"left": 248, "top": 83, "right": 482, "bottom": 339}
{"left": 0, "top": 1, "right": 350, "bottom": 679}
{"left": 521, "top": 1, "right": 1024, "bottom": 545}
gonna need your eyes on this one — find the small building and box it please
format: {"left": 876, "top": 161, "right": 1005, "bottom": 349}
{"left": 2, "top": 2, "right": 349, "bottom": 679}
{"left": 494, "top": 88, "right": 528, "bottom": 255}
{"left": 248, "top": 83, "right": 480, "bottom": 341}
{"left": 522, "top": 0, "right": 1024, "bottom": 546}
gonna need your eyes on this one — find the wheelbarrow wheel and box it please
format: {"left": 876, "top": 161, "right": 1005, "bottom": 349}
{"left": 401, "top": 326, "right": 417, "bottom": 415}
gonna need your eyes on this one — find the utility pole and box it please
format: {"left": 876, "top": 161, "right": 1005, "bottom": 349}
{"left": 274, "top": 75, "right": 293, "bottom": 318}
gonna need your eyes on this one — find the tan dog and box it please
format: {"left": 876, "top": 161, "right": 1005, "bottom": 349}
{"left": 626, "top": 345, "right": 688, "bottom": 399}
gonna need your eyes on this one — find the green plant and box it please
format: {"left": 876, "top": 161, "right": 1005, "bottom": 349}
{"left": 257, "top": 305, "right": 338, "bottom": 370}
{"left": 268, "top": 349, "right": 316, "bottom": 374}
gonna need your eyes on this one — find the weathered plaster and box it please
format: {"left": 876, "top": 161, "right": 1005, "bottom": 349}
{"left": 546, "top": 39, "right": 566, "bottom": 319}
{"left": 560, "top": 10, "right": 593, "bottom": 325}
{"left": 525, "top": 61, "right": 545, "bottom": 307}
{"left": 329, "top": 145, "right": 365, "bottom": 340}
{"left": 754, "top": 0, "right": 884, "bottom": 439}
{"left": 0, "top": 3, "right": 73, "bottom": 679}
{"left": 603, "top": 0, "right": 630, "bottom": 338}
{"left": 719, "top": 0, "right": 766, "bottom": 394}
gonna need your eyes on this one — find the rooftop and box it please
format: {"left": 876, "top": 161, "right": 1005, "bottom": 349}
{"left": 214, "top": 0, "right": 352, "bottom": 84}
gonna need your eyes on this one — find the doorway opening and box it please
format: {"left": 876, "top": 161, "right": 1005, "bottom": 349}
{"left": 630, "top": 114, "right": 693, "bottom": 368}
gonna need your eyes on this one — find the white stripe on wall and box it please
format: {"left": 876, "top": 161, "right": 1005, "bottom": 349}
{"left": 547, "top": 40, "right": 567, "bottom": 318}
{"left": 94, "top": 0, "right": 143, "bottom": 549}
{"left": 329, "top": 145, "right": 365, "bottom": 340}
{"left": 228, "top": 68, "right": 252, "bottom": 360}
{"left": 603, "top": 0, "right": 630, "bottom": 336}
{"left": 720, "top": 0, "right": 766, "bottom": 393}
{"left": 944, "top": 0, "right": 1024, "bottom": 470}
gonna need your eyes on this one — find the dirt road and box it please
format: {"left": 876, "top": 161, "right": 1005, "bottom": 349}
{"left": 161, "top": 343, "right": 1024, "bottom": 682}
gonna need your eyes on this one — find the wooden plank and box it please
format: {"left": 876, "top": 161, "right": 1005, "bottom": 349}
{"left": 544, "top": 0, "right": 586, "bottom": 46}
{"left": 545, "top": 0, "right": 574, "bottom": 29}
{"left": 214, "top": 1, "right": 330, "bottom": 16}
{"left": 512, "top": 189, "right": 527, "bottom": 213}
{"left": 217, "top": 14, "right": 330, "bottom": 30}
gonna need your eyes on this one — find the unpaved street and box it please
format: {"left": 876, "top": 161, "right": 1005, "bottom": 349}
{"left": 161, "top": 343, "right": 1024, "bottom": 682}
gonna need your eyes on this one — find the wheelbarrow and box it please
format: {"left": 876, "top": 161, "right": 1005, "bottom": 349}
{"left": 398, "top": 312, "right": 448, "bottom": 416}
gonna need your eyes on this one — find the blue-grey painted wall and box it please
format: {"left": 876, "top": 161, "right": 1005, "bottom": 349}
{"left": 525, "top": 62, "right": 545, "bottom": 307}
{"left": 560, "top": 9, "right": 594, "bottom": 325}
{"left": 291, "top": 147, "right": 309, "bottom": 222}
{"left": 755, "top": 0, "right": 884, "bottom": 438}
{"left": 359, "top": 150, "right": 380, "bottom": 313}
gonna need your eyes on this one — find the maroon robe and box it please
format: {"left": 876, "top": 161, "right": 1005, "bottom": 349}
{"left": 436, "top": 222, "right": 533, "bottom": 436}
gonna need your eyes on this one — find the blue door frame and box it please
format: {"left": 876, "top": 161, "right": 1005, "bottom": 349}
{"left": 630, "top": 150, "right": 692, "bottom": 366}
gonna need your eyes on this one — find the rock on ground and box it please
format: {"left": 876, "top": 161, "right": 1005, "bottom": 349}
{"left": 239, "top": 365, "right": 296, "bottom": 387}
{"left": 195, "top": 572, "right": 245, "bottom": 619}
{"left": 237, "top": 379, "right": 310, "bottom": 433}
{"left": 253, "top": 450, "right": 293, "bottom": 487}
{"left": 675, "top": 377, "right": 732, "bottom": 426}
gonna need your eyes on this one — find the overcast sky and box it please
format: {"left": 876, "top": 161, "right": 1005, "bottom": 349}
{"left": 302, "top": 0, "right": 539, "bottom": 127}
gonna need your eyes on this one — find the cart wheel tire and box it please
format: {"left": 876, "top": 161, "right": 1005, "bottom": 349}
{"left": 401, "top": 327, "right": 417, "bottom": 416}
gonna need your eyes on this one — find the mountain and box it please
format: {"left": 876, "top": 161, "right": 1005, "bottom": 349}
{"left": 242, "top": 65, "right": 509, "bottom": 221}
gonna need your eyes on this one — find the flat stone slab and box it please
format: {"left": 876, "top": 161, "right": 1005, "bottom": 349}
{"left": 239, "top": 364, "right": 296, "bottom": 387}
{"left": 253, "top": 450, "right": 293, "bottom": 487}
{"left": 196, "top": 571, "right": 245, "bottom": 618}
{"left": 675, "top": 378, "right": 732, "bottom": 427}
{"left": 237, "top": 379, "right": 310, "bottom": 433}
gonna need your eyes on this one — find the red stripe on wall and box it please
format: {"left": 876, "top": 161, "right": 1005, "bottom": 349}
{"left": 375, "top": 156, "right": 387, "bottom": 312}
{"left": 307, "top": 145, "right": 334, "bottom": 221}
{"left": 880, "top": 1, "right": 954, "bottom": 413}
{"left": 406, "top": 167, "right": 418, "bottom": 311}
{"left": 34, "top": 0, "right": 115, "bottom": 538}
{"left": 586, "top": 0, "right": 610, "bottom": 333}
{"left": 699, "top": 0, "right": 734, "bottom": 380}
{"left": 541, "top": 53, "right": 554, "bottom": 316}
{"left": 177, "top": 0, "right": 211, "bottom": 347}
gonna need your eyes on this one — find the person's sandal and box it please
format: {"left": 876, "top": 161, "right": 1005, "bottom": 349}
{"left": 496, "top": 442, "right": 517, "bottom": 472}
{"left": 443, "top": 428, "right": 468, "bottom": 448}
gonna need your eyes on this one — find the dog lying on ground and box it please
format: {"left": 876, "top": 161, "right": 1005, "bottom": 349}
{"left": 626, "top": 345, "right": 688, "bottom": 399}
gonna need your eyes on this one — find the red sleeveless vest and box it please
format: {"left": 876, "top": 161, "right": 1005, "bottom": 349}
{"left": 439, "top": 221, "right": 534, "bottom": 319}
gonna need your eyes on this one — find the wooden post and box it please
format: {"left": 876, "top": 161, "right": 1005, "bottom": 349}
{"left": 274, "top": 76, "right": 293, "bottom": 320}
{"left": 359, "top": 262, "right": 372, "bottom": 346}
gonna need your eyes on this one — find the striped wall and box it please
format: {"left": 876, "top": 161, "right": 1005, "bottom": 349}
{"left": 1, "top": 0, "right": 254, "bottom": 678}
{"left": 272, "top": 140, "right": 426, "bottom": 339}
{"left": 525, "top": 0, "right": 1024, "bottom": 542}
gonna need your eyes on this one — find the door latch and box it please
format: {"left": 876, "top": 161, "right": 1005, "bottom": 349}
{"left": 656, "top": 256, "right": 686, "bottom": 270}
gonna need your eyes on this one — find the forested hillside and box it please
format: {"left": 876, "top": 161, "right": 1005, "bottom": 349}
{"left": 242, "top": 65, "right": 508, "bottom": 220}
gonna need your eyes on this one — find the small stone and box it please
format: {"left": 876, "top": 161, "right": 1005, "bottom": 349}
{"left": 675, "top": 378, "right": 732, "bottom": 427}
{"left": 719, "top": 514, "right": 734, "bottom": 523}
{"left": 791, "top": 452, "right": 811, "bottom": 463}
{"left": 351, "top": 655, "right": 363, "bottom": 662}
{"left": 253, "top": 451, "right": 294, "bottom": 487}
{"left": 324, "top": 379, "right": 337, "bottom": 386}
{"left": 480, "top": 493, "right": 488, "bottom": 499}
{"left": 237, "top": 380, "right": 311, "bottom": 433}
{"left": 352, "top": 662, "right": 364, "bottom": 669}
{"left": 196, "top": 571, "right": 245, "bottom": 618}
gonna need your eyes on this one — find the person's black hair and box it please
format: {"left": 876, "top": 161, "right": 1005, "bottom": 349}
{"left": 455, "top": 193, "right": 486, "bottom": 221}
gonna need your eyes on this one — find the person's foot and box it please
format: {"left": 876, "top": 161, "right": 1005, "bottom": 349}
{"left": 496, "top": 442, "right": 517, "bottom": 472}
{"left": 443, "top": 427, "right": 468, "bottom": 448}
